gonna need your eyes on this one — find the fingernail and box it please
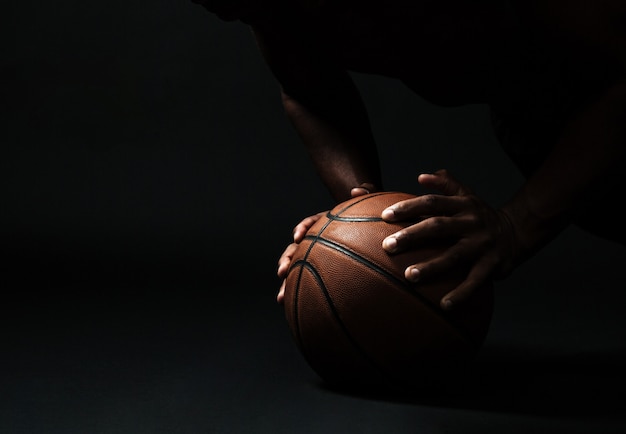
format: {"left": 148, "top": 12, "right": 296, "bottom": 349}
{"left": 382, "top": 236, "right": 397, "bottom": 252}
{"left": 442, "top": 299, "right": 453, "bottom": 310}
{"left": 381, "top": 208, "right": 395, "bottom": 220}
{"left": 407, "top": 267, "right": 420, "bottom": 282}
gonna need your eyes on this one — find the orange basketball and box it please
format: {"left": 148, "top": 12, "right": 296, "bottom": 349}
{"left": 283, "top": 192, "right": 494, "bottom": 391}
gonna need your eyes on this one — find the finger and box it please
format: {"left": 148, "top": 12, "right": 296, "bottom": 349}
{"left": 418, "top": 169, "right": 473, "bottom": 196}
{"left": 383, "top": 215, "right": 474, "bottom": 253}
{"left": 440, "top": 259, "right": 494, "bottom": 311}
{"left": 351, "top": 187, "right": 370, "bottom": 197}
{"left": 351, "top": 182, "right": 377, "bottom": 198}
{"left": 277, "top": 279, "right": 286, "bottom": 304}
{"left": 401, "top": 239, "right": 475, "bottom": 283}
{"left": 277, "top": 243, "right": 298, "bottom": 278}
{"left": 382, "top": 194, "right": 468, "bottom": 222}
{"left": 293, "top": 211, "right": 325, "bottom": 242}
{"left": 404, "top": 246, "right": 465, "bottom": 283}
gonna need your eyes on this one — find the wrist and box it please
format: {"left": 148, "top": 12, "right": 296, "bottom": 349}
{"left": 500, "top": 190, "right": 569, "bottom": 264}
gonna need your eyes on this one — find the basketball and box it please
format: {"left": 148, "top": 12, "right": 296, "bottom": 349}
{"left": 283, "top": 191, "right": 494, "bottom": 391}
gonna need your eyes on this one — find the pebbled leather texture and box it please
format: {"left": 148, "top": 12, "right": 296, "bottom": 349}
{"left": 284, "top": 191, "right": 494, "bottom": 391}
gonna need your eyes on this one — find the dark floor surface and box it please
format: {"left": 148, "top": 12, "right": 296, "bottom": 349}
{"left": 2, "top": 226, "right": 625, "bottom": 434}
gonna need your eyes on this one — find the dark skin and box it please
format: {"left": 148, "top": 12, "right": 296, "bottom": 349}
{"left": 193, "top": 0, "right": 626, "bottom": 309}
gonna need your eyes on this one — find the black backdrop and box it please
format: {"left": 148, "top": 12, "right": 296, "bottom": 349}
{"left": 3, "top": 0, "right": 526, "bottom": 278}
{"left": 3, "top": 2, "right": 626, "bottom": 433}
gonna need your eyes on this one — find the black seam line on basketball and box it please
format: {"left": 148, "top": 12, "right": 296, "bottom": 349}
{"left": 328, "top": 192, "right": 394, "bottom": 219}
{"left": 303, "top": 207, "right": 339, "bottom": 257}
{"left": 291, "top": 260, "right": 306, "bottom": 354}
{"left": 297, "top": 259, "right": 395, "bottom": 385}
{"left": 328, "top": 215, "right": 383, "bottom": 223}
{"left": 312, "top": 192, "right": 397, "bottom": 257}
{"left": 305, "top": 235, "right": 478, "bottom": 348}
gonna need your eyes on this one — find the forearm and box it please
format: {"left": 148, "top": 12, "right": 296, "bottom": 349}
{"left": 281, "top": 86, "right": 382, "bottom": 202}
{"left": 251, "top": 21, "right": 382, "bottom": 202}
{"left": 501, "top": 81, "right": 626, "bottom": 261}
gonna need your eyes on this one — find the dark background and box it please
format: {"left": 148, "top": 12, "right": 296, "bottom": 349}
{"left": 3, "top": 1, "right": 626, "bottom": 433}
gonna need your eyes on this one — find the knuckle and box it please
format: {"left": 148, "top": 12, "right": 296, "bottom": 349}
{"left": 466, "top": 213, "right": 480, "bottom": 227}
{"left": 393, "top": 200, "right": 409, "bottom": 214}
{"left": 423, "top": 194, "right": 438, "bottom": 207}
{"left": 435, "top": 168, "right": 449, "bottom": 177}
{"left": 461, "top": 195, "right": 475, "bottom": 206}
{"left": 447, "top": 250, "right": 462, "bottom": 266}
{"left": 394, "top": 230, "right": 408, "bottom": 243}
{"left": 425, "top": 216, "right": 446, "bottom": 234}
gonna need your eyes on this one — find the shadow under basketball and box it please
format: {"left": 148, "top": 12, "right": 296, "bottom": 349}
{"left": 317, "top": 345, "right": 626, "bottom": 418}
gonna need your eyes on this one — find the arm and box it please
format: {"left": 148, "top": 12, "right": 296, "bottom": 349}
{"left": 381, "top": 79, "right": 626, "bottom": 310}
{"left": 380, "top": 2, "right": 626, "bottom": 309}
{"left": 248, "top": 17, "right": 385, "bottom": 302}
{"left": 501, "top": 80, "right": 626, "bottom": 262}
{"left": 250, "top": 20, "right": 382, "bottom": 202}
{"left": 383, "top": 80, "right": 626, "bottom": 308}
{"left": 501, "top": 0, "right": 626, "bottom": 260}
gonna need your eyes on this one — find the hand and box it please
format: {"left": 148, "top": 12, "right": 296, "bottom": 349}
{"left": 276, "top": 183, "right": 378, "bottom": 303}
{"left": 381, "top": 169, "right": 518, "bottom": 310}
